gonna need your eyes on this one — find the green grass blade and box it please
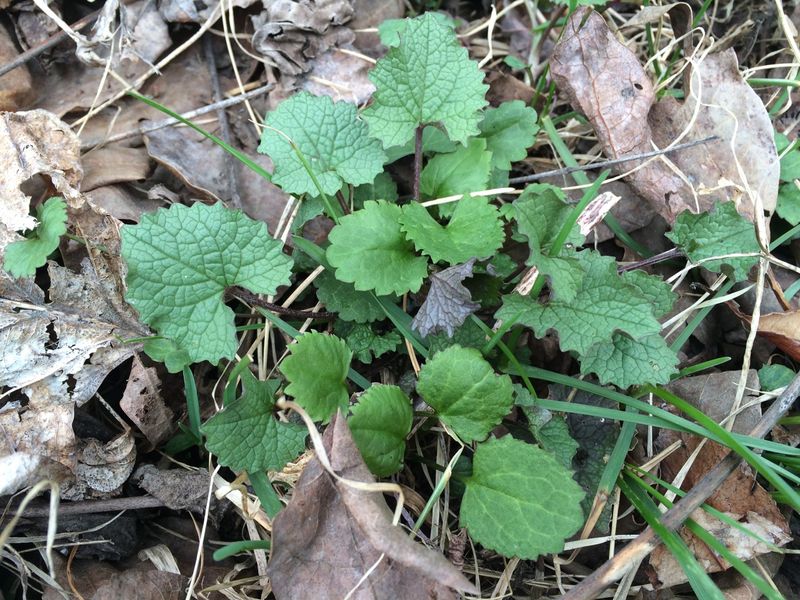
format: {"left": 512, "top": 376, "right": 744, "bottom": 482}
{"left": 213, "top": 539, "right": 271, "bottom": 561}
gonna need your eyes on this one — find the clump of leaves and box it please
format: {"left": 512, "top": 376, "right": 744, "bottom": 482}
{"left": 103, "top": 8, "right": 770, "bottom": 576}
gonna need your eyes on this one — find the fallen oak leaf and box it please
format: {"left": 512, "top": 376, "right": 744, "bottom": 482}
{"left": 550, "top": 7, "right": 779, "bottom": 224}
{"left": 268, "top": 413, "right": 477, "bottom": 599}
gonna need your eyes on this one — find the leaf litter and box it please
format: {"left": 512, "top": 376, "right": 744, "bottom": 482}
{"left": 2, "top": 2, "right": 800, "bottom": 599}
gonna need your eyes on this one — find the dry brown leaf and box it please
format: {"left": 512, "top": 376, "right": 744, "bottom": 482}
{"left": 69, "top": 430, "right": 137, "bottom": 498}
{"left": 132, "top": 464, "right": 212, "bottom": 512}
{"left": 726, "top": 302, "right": 800, "bottom": 362}
{"left": 0, "top": 25, "right": 34, "bottom": 111}
{"left": 251, "top": 0, "right": 355, "bottom": 76}
{"left": 120, "top": 354, "right": 174, "bottom": 448}
{"left": 650, "top": 370, "right": 791, "bottom": 586}
{"left": 301, "top": 47, "right": 375, "bottom": 105}
{"left": 80, "top": 144, "right": 152, "bottom": 192}
{"left": 143, "top": 126, "right": 290, "bottom": 232}
{"left": 0, "top": 110, "right": 82, "bottom": 233}
{"left": 550, "top": 7, "right": 779, "bottom": 224}
{"left": 268, "top": 414, "right": 477, "bottom": 599}
{"left": 85, "top": 185, "right": 164, "bottom": 223}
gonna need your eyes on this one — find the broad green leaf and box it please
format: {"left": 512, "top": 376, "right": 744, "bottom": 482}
{"left": 364, "top": 13, "right": 488, "bottom": 147}
{"left": 202, "top": 370, "right": 307, "bottom": 472}
{"left": 759, "top": 364, "right": 795, "bottom": 392}
{"left": 776, "top": 133, "right": 800, "bottom": 181}
{"left": 513, "top": 184, "right": 583, "bottom": 254}
{"left": 496, "top": 251, "right": 661, "bottom": 355}
{"left": 419, "top": 138, "right": 492, "bottom": 200}
{"left": 143, "top": 338, "right": 191, "bottom": 374}
{"left": 580, "top": 332, "right": 678, "bottom": 388}
{"left": 535, "top": 254, "right": 585, "bottom": 302}
{"left": 3, "top": 197, "right": 66, "bottom": 278}
{"left": 478, "top": 100, "right": 539, "bottom": 170}
{"left": 353, "top": 172, "right": 398, "bottom": 206}
{"left": 327, "top": 200, "right": 429, "bottom": 295}
{"left": 314, "top": 271, "right": 388, "bottom": 323}
{"left": 279, "top": 332, "right": 352, "bottom": 423}
{"left": 532, "top": 415, "right": 579, "bottom": 470}
{"left": 621, "top": 270, "right": 676, "bottom": 317}
{"left": 258, "top": 91, "right": 386, "bottom": 196}
{"left": 335, "top": 321, "right": 401, "bottom": 363}
{"left": 460, "top": 436, "right": 584, "bottom": 559}
{"left": 425, "top": 318, "right": 488, "bottom": 354}
{"left": 666, "top": 202, "right": 760, "bottom": 281}
{"left": 378, "top": 12, "right": 455, "bottom": 47}
{"left": 417, "top": 345, "right": 513, "bottom": 442}
{"left": 400, "top": 195, "right": 504, "bottom": 264}
{"left": 384, "top": 126, "right": 457, "bottom": 163}
{"left": 777, "top": 181, "right": 800, "bottom": 225}
{"left": 121, "top": 202, "right": 293, "bottom": 365}
{"left": 348, "top": 384, "right": 413, "bottom": 476}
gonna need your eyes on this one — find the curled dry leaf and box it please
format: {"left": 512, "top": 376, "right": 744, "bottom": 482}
{"left": 651, "top": 371, "right": 791, "bottom": 586}
{"left": 726, "top": 301, "right": 800, "bottom": 362}
{"left": 0, "top": 110, "right": 82, "bottom": 234}
{"left": 268, "top": 414, "right": 477, "bottom": 599}
{"left": 120, "top": 355, "right": 174, "bottom": 448}
{"left": 251, "top": 0, "right": 355, "bottom": 76}
{"left": 550, "top": 7, "right": 779, "bottom": 224}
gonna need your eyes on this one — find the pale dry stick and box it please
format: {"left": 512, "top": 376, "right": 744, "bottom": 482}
{"left": 477, "top": 4, "right": 498, "bottom": 70}
{"left": 185, "top": 462, "right": 221, "bottom": 600}
{"left": 561, "top": 369, "right": 800, "bottom": 600}
{"left": 771, "top": 0, "right": 800, "bottom": 117}
{"left": 492, "top": 557, "right": 520, "bottom": 599}
{"left": 338, "top": 47, "right": 377, "bottom": 65}
{"left": 459, "top": 0, "right": 527, "bottom": 38}
{"left": 219, "top": 0, "right": 261, "bottom": 136}
{"left": 71, "top": 4, "right": 224, "bottom": 130}
{"left": 80, "top": 83, "right": 274, "bottom": 150}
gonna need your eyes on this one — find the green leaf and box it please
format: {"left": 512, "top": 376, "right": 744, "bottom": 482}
{"left": 419, "top": 138, "right": 492, "bottom": 200}
{"left": 364, "top": 13, "right": 488, "bottom": 147}
{"left": 776, "top": 133, "right": 800, "bottom": 181}
{"left": 143, "top": 338, "right": 191, "bottom": 374}
{"left": 580, "top": 333, "right": 679, "bottom": 388}
{"left": 121, "top": 202, "right": 293, "bottom": 365}
{"left": 666, "top": 201, "right": 760, "bottom": 281}
{"left": 478, "top": 100, "right": 539, "bottom": 170}
{"left": 496, "top": 251, "right": 661, "bottom": 355}
{"left": 513, "top": 183, "right": 583, "bottom": 254}
{"left": 533, "top": 415, "right": 579, "bottom": 470}
{"left": 348, "top": 384, "right": 413, "bottom": 476}
{"left": 621, "top": 270, "right": 676, "bottom": 317}
{"left": 335, "top": 321, "right": 401, "bottom": 363}
{"left": 425, "top": 317, "right": 488, "bottom": 354}
{"left": 353, "top": 172, "right": 398, "bottom": 206}
{"left": 327, "top": 200, "right": 429, "bottom": 295}
{"left": 460, "top": 436, "right": 584, "bottom": 559}
{"left": 258, "top": 91, "right": 386, "bottom": 196}
{"left": 759, "top": 364, "right": 795, "bottom": 392}
{"left": 378, "top": 12, "right": 455, "bottom": 47}
{"left": 315, "top": 271, "right": 389, "bottom": 323}
{"left": 202, "top": 370, "right": 307, "bottom": 472}
{"left": 384, "top": 126, "right": 458, "bottom": 163}
{"left": 777, "top": 181, "right": 800, "bottom": 225}
{"left": 534, "top": 254, "right": 585, "bottom": 302}
{"left": 417, "top": 345, "right": 513, "bottom": 443}
{"left": 3, "top": 197, "right": 67, "bottom": 278}
{"left": 400, "top": 195, "right": 504, "bottom": 264}
{"left": 279, "top": 332, "right": 352, "bottom": 423}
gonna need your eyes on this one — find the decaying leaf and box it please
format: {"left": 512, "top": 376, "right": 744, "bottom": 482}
{"left": 120, "top": 354, "right": 174, "bottom": 448}
{"left": 0, "top": 257, "right": 147, "bottom": 495}
{"left": 412, "top": 260, "right": 480, "bottom": 338}
{"left": 132, "top": 464, "right": 212, "bottom": 512}
{"left": 268, "top": 414, "right": 477, "bottom": 599}
{"left": 550, "top": 7, "right": 779, "bottom": 224}
{"left": 251, "top": 0, "right": 355, "bottom": 76}
{"left": 727, "top": 305, "right": 800, "bottom": 362}
{"left": 651, "top": 371, "right": 791, "bottom": 586}
{"left": 0, "top": 110, "right": 83, "bottom": 234}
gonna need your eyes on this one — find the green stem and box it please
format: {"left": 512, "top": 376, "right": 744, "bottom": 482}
{"left": 249, "top": 470, "right": 282, "bottom": 518}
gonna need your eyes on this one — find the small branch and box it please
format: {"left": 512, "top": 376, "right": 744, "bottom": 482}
{"left": 9, "top": 495, "right": 165, "bottom": 518}
{"left": 563, "top": 370, "right": 800, "bottom": 599}
{"left": 230, "top": 287, "right": 336, "bottom": 320}
{"left": 336, "top": 190, "right": 350, "bottom": 215}
{"left": 617, "top": 248, "right": 683, "bottom": 272}
{"left": 0, "top": 8, "right": 100, "bottom": 79}
{"left": 203, "top": 34, "right": 241, "bottom": 209}
{"left": 508, "top": 136, "right": 720, "bottom": 185}
{"left": 413, "top": 125, "right": 424, "bottom": 202}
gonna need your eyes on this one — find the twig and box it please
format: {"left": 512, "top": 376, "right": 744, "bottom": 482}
{"left": 230, "top": 288, "right": 336, "bottom": 320}
{"left": 413, "top": 125, "right": 424, "bottom": 202}
{"left": 80, "top": 83, "right": 274, "bottom": 149}
{"left": 617, "top": 248, "right": 683, "bottom": 272}
{"left": 563, "top": 370, "right": 800, "bottom": 599}
{"left": 0, "top": 8, "right": 100, "bottom": 78}
{"left": 508, "top": 136, "right": 720, "bottom": 185}
{"left": 203, "top": 33, "right": 241, "bottom": 209}
{"left": 8, "top": 495, "right": 165, "bottom": 518}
